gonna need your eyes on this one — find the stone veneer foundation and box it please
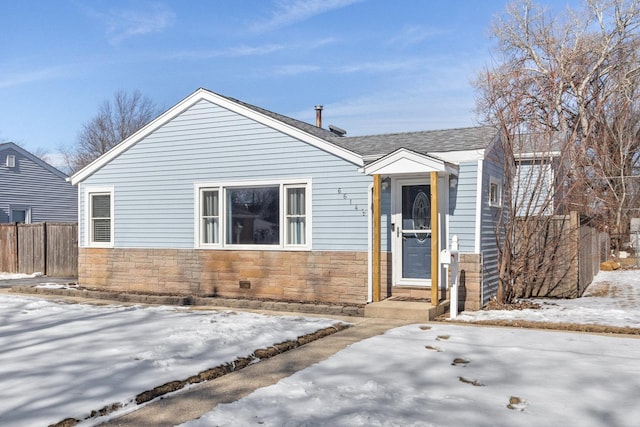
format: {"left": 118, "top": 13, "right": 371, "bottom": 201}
{"left": 79, "top": 248, "right": 371, "bottom": 305}
{"left": 79, "top": 248, "right": 482, "bottom": 309}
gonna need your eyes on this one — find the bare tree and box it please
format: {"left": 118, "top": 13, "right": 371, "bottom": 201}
{"left": 63, "top": 90, "right": 160, "bottom": 173}
{"left": 476, "top": 0, "right": 640, "bottom": 302}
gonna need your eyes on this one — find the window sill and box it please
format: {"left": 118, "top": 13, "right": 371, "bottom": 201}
{"left": 85, "top": 242, "right": 114, "bottom": 248}
{"left": 196, "top": 244, "right": 311, "bottom": 251}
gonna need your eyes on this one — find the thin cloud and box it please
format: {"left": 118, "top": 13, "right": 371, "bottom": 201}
{"left": 85, "top": 3, "right": 175, "bottom": 44}
{"left": 0, "top": 65, "right": 75, "bottom": 89}
{"left": 160, "top": 44, "right": 285, "bottom": 61}
{"left": 305, "top": 36, "right": 339, "bottom": 49}
{"left": 251, "top": 0, "right": 364, "bottom": 33}
{"left": 304, "top": 89, "right": 476, "bottom": 136}
{"left": 274, "top": 64, "right": 322, "bottom": 76}
{"left": 387, "top": 25, "right": 447, "bottom": 47}
{"left": 159, "top": 37, "right": 335, "bottom": 62}
{"left": 335, "top": 59, "right": 423, "bottom": 74}
{"left": 227, "top": 44, "right": 285, "bottom": 56}
{"left": 271, "top": 57, "right": 427, "bottom": 77}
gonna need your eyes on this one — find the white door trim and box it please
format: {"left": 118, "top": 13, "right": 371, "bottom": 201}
{"left": 391, "top": 177, "right": 432, "bottom": 287}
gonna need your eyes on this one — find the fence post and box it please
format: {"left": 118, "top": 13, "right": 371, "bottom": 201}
{"left": 43, "top": 222, "right": 48, "bottom": 275}
{"left": 14, "top": 222, "right": 19, "bottom": 272}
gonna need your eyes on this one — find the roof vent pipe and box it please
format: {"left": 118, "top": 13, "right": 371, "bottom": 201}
{"left": 315, "top": 105, "right": 323, "bottom": 128}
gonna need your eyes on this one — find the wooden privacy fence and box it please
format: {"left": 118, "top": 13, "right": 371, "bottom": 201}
{"left": 515, "top": 212, "right": 607, "bottom": 298}
{"left": 0, "top": 223, "right": 78, "bottom": 277}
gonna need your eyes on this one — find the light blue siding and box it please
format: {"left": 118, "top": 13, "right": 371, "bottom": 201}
{"left": 514, "top": 160, "right": 554, "bottom": 216}
{"left": 0, "top": 146, "right": 77, "bottom": 223}
{"left": 480, "top": 142, "right": 506, "bottom": 305}
{"left": 449, "top": 161, "right": 478, "bottom": 253}
{"left": 79, "top": 100, "right": 371, "bottom": 251}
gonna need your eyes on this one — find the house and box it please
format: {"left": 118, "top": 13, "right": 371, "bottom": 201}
{"left": 0, "top": 142, "right": 77, "bottom": 223}
{"left": 70, "top": 88, "right": 505, "bottom": 312}
{"left": 513, "top": 133, "right": 565, "bottom": 218}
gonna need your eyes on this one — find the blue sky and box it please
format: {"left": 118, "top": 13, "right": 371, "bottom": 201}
{"left": 0, "top": 0, "right": 574, "bottom": 163}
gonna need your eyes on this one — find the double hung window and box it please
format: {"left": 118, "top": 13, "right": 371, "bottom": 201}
{"left": 197, "top": 180, "right": 310, "bottom": 249}
{"left": 87, "top": 188, "right": 113, "bottom": 246}
{"left": 201, "top": 190, "right": 220, "bottom": 244}
{"left": 285, "top": 186, "right": 306, "bottom": 245}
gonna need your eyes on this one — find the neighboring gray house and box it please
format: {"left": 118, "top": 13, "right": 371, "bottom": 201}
{"left": 70, "top": 88, "right": 505, "bottom": 311}
{"left": 0, "top": 142, "right": 77, "bottom": 223}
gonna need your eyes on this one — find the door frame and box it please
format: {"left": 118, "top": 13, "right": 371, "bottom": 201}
{"left": 391, "top": 177, "right": 432, "bottom": 287}
{"left": 391, "top": 174, "right": 449, "bottom": 289}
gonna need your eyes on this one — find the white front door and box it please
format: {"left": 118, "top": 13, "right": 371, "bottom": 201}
{"left": 392, "top": 179, "right": 432, "bottom": 287}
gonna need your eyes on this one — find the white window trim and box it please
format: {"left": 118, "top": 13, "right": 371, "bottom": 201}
{"left": 194, "top": 178, "right": 312, "bottom": 251}
{"left": 9, "top": 205, "right": 31, "bottom": 223}
{"left": 84, "top": 186, "right": 114, "bottom": 248}
{"left": 489, "top": 176, "right": 502, "bottom": 207}
{"left": 284, "top": 183, "right": 308, "bottom": 247}
{"left": 6, "top": 155, "right": 16, "bottom": 168}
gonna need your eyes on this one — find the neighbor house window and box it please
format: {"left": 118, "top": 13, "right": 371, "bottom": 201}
{"left": 196, "top": 180, "right": 310, "bottom": 249}
{"left": 10, "top": 206, "right": 30, "bottom": 223}
{"left": 6, "top": 155, "right": 15, "bottom": 168}
{"left": 88, "top": 189, "right": 113, "bottom": 245}
{"left": 489, "top": 177, "right": 502, "bottom": 207}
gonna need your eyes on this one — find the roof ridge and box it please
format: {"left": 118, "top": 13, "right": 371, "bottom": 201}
{"left": 343, "top": 125, "right": 494, "bottom": 139}
{"left": 207, "top": 89, "right": 338, "bottom": 140}
{"left": 0, "top": 141, "right": 69, "bottom": 179}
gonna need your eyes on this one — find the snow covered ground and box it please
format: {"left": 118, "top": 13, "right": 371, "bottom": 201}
{"left": 183, "top": 323, "right": 640, "bottom": 427}
{"left": 1, "top": 269, "right": 639, "bottom": 426}
{"left": 183, "top": 269, "right": 640, "bottom": 427}
{"left": 454, "top": 269, "right": 640, "bottom": 328}
{"left": 0, "top": 292, "right": 343, "bottom": 426}
{"left": 0, "top": 271, "right": 43, "bottom": 280}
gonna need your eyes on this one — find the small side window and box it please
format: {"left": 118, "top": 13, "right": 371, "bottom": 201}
{"left": 489, "top": 177, "right": 502, "bottom": 207}
{"left": 87, "top": 190, "right": 113, "bottom": 246}
{"left": 91, "top": 194, "right": 111, "bottom": 242}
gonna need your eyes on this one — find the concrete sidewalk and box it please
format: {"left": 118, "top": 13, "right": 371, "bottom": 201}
{"left": 99, "top": 317, "right": 410, "bottom": 427}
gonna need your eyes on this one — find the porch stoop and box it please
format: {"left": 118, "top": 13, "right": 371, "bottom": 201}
{"left": 364, "top": 299, "right": 450, "bottom": 321}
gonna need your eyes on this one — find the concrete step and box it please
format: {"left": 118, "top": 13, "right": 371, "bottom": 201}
{"left": 364, "top": 300, "right": 450, "bottom": 321}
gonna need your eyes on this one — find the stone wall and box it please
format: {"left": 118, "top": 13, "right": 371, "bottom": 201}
{"left": 79, "top": 248, "right": 370, "bottom": 304}
{"left": 78, "top": 248, "right": 484, "bottom": 309}
{"left": 457, "top": 253, "right": 483, "bottom": 311}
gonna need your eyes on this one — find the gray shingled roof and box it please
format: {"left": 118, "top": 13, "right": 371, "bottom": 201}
{"left": 334, "top": 127, "right": 498, "bottom": 158}
{"left": 209, "top": 89, "right": 497, "bottom": 161}
{"left": 212, "top": 90, "right": 338, "bottom": 140}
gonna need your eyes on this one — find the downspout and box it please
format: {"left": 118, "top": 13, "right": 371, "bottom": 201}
{"left": 475, "top": 160, "right": 484, "bottom": 307}
{"left": 474, "top": 160, "right": 483, "bottom": 254}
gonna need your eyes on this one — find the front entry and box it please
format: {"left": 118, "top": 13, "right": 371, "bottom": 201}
{"left": 392, "top": 179, "right": 432, "bottom": 287}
